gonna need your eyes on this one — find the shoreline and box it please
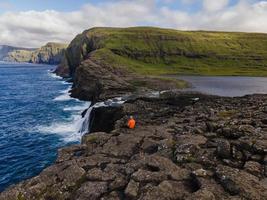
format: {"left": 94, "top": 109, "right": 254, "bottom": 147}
{"left": 1, "top": 91, "right": 267, "bottom": 199}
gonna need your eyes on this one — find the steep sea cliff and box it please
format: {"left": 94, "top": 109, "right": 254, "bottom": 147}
{"left": 2, "top": 43, "right": 67, "bottom": 65}
{"left": 1, "top": 27, "right": 267, "bottom": 199}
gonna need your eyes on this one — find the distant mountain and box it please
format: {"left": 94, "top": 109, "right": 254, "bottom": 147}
{"left": 0, "top": 45, "right": 36, "bottom": 61}
{"left": 29, "top": 42, "right": 68, "bottom": 65}
{"left": 1, "top": 43, "right": 67, "bottom": 65}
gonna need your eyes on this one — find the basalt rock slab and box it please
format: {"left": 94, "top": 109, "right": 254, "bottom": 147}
{"left": 2, "top": 93, "right": 267, "bottom": 199}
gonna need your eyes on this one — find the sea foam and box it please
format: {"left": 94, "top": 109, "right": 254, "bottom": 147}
{"left": 36, "top": 72, "right": 91, "bottom": 142}
{"left": 36, "top": 114, "right": 85, "bottom": 143}
{"left": 53, "top": 87, "right": 73, "bottom": 101}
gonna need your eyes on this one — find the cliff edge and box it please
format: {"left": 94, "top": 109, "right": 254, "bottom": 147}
{"left": 1, "top": 92, "right": 267, "bottom": 200}
{"left": 1, "top": 27, "right": 267, "bottom": 200}
{"left": 56, "top": 27, "right": 267, "bottom": 101}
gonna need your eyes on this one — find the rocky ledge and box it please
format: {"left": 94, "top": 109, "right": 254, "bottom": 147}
{"left": 1, "top": 92, "right": 267, "bottom": 200}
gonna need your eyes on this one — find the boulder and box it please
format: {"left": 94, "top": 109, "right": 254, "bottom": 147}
{"left": 216, "top": 140, "right": 231, "bottom": 159}
{"left": 125, "top": 180, "right": 140, "bottom": 199}
{"left": 238, "top": 125, "right": 256, "bottom": 136}
{"left": 132, "top": 169, "right": 167, "bottom": 183}
{"left": 75, "top": 181, "right": 108, "bottom": 200}
{"left": 139, "top": 180, "right": 189, "bottom": 200}
{"left": 216, "top": 165, "right": 267, "bottom": 199}
{"left": 244, "top": 161, "right": 262, "bottom": 177}
{"left": 188, "top": 189, "right": 216, "bottom": 200}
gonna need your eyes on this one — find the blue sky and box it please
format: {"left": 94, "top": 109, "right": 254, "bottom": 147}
{"left": 0, "top": 0, "right": 93, "bottom": 12}
{"left": 0, "top": 0, "right": 266, "bottom": 47}
{"left": 0, "top": 0, "right": 244, "bottom": 13}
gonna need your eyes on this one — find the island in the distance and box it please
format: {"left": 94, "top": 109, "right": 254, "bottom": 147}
{"left": 1, "top": 27, "right": 267, "bottom": 200}
{"left": 0, "top": 42, "right": 67, "bottom": 65}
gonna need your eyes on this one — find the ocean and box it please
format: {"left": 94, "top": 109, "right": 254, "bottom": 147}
{"left": 0, "top": 63, "right": 89, "bottom": 192}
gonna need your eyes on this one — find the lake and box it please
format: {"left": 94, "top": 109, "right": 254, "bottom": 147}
{"left": 173, "top": 76, "right": 267, "bottom": 97}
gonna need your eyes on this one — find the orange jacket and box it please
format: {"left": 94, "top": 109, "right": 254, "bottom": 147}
{"left": 127, "top": 119, "right": 136, "bottom": 129}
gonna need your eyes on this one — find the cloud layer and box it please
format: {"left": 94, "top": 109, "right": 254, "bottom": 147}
{"left": 0, "top": 0, "right": 267, "bottom": 47}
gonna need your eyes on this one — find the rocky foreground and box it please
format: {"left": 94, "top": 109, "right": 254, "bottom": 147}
{"left": 1, "top": 92, "right": 267, "bottom": 200}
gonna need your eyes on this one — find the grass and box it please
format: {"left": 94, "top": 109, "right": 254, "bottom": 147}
{"left": 156, "top": 77, "right": 189, "bottom": 88}
{"left": 218, "top": 110, "right": 238, "bottom": 118}
{"left": 67, "top": 27, "right": 267, "bottom": 77}
{"left": 17, "top": 193, "right": 26, "bottom": 200}
{"left": 85, "top": 135, "right": 98, "bottom": 144}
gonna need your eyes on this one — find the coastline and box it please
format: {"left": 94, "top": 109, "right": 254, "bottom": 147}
{"left": 2, "top": 25, "right": 267, "bottom": 199}
{"left": 1, "top": 88, "right": 267, "bottom": 199}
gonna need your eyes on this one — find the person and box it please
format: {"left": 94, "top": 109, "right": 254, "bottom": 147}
{"left": 127, "top": 116, "right": 136, "bottom": 129}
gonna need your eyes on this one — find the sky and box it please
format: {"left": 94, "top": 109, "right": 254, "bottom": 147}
{"left": 0, "top": 0, "right": 266, "bottom": 47}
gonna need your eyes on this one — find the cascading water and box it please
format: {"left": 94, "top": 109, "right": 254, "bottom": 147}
{"left": 78, "top": 97, "right": 126, "bottom": 135}
{"left": 78, "top": 106, "right": 93, "bottom": 135}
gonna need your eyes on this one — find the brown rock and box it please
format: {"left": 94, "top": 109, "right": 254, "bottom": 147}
{"left": 140, "top": 180, "right": 189, "bottom": 200}
{"left": 86, "top": 168, "right": 117, "bottom": 181}
{"left": 188, "top": 189, "right": 216, "bottom": 200}
{"left": 101, "top": 134, "right": 143, "bottom": 158}
{"left": 132, "top": 169, "right": 167, "bottom": 183}
{"left": 216, "top": 140, "right": 231, "bottom": 159}
{"left": 101, "top": 191, "right": 121, "bottom": 200}
{"left": 75, "top": 181, "right": 108, "bottom": 200}
{"left": 216, "top": 165, "right": 267, "bottom": 199}
{"left": 244, "top": 161, "right": 262, "bottom": 177}
{"left": 125, "top": 179, "right": 140, "bottom": 199}
{"left": 82, "top": 132, "right": 111, "bottom": 146}
{"left": 56, "top": 160, "right": 86, "bottom": 188}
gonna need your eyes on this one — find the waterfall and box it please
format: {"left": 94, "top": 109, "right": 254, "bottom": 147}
{"left": 78, "top": 97, "right": 126, "bottom": 136}
{"left": 78, "top": 106, "right": 94, "bottom": 135}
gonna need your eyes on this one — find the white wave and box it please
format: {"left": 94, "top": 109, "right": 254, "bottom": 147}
{"left": 61, "top": 81, "right": 72, "bottom": 85}
{"left": 36, "top": 114, "right": 84, "bottom": 143}
{"left": 64, "top": 103, "right": 89, "bottom": 111}
{"left": 54, "top": 93, "right": 73, "bottom": 101}
{"left": 36, "top": 96, "right": 127, "bottom": 143}
{"left": 54, "top": 86, "right": 72, "bottom": 101}
{"left": 60, "top": 87, "right": 71, "bottom": 94}
{"left": 37, "top": 101, "right": 91, "bottom": 142}
{"left": 48, "top": 72, "right": 62, "bottom": 79}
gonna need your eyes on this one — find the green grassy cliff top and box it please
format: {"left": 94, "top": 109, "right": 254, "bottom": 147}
{"left": 64, "top": 27, "right": 267, "bottom": 76}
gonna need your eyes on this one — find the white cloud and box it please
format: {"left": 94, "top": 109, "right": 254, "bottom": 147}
{"left": 203, "top": 0, "right": 229, "bottom": 12}
{"left": 0, "top": 0, "right": 266, "bottom": 47}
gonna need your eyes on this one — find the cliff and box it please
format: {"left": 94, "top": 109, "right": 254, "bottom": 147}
{"left": 56, "top": 27, "right": 267, "bottom": 101}
{"left": 60, "top": 27, "right": 267, "bottom": 77}
{"left": 0, "top": 45, "right": 36, "bottom": 61}
{"left": 3, "top": 42, "right": 67, "bottom": 65}
{"left": 1, "top": 92, "right": 267, "bottom": 200}
{"left": 2, "top": 27, "right": 267, "bottom": 199}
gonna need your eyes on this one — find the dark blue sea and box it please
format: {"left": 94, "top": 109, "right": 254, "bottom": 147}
{"left": 0, "top": 63, "right": 89, "bottom": 192}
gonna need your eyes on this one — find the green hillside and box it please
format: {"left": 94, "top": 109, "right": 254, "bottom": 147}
{"left": 63, "top": 27, "right": 267, "bottom": 77}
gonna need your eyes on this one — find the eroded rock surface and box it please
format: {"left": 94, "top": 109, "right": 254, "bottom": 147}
{"left": 1, "top": 93, "right": 267, "bottom": 199}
